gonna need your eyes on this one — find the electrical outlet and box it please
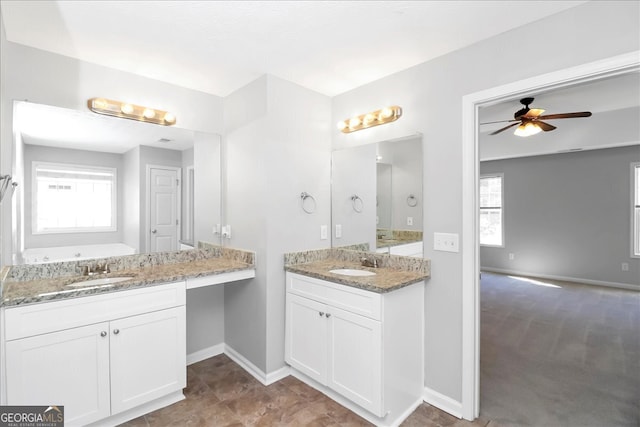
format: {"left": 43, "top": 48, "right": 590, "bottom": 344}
{"left": 433, "top": 232, "right": 459, "bottom": 253}
{"left": 509, "top": 253, "right": 515, "bottom": 261}
{"left": 320, "top": 225, "right": 328, "bottom": 240}
{"left": 622, "top": 262, "right": 629, "bottom": 271}
{"left": 335, "top": 224, "right": 342, "bottom": 239}
{"left": 407, "top": 216, "right": 413, "bottom": 226}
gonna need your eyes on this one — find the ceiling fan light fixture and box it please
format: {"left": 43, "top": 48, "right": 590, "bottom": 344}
{"left": 514, "top": 122, "right": 542, "bottom": 137}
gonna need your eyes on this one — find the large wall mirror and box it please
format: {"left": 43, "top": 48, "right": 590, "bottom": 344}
{"left": 11, "top": 101, "right": 222, "bottom": 265}
{"left": 331, "top": 134, "right": 424, "bottom": 257}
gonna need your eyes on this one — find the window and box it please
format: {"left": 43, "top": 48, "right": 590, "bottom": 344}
{"left": 33, "top": 162, "right": 117, "bottom": 234}
{"left": 480, "top": 174, "right": 503, "bottom": 246}
{"left": 634, "top": 163, "right": 640, "bottom": 257}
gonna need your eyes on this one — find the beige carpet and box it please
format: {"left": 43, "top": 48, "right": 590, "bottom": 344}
{"left": 479, "top": 272, "right": 640, "bottom": 427}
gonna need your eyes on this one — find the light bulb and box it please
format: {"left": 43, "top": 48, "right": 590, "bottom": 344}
{"left": 363, "top": 113, "right": 375, "bottom": 125}
{"left": 514, "top": 122, "right": 542, "bottom": 137}
{"left": 164, "top": 112, "right": 176, "bottom": 124}
{"left": 143, "top": 108, "right": 156, "bottom": 119}
{"left": 348, "top": 117, "right": 361, "bottom": 128}
{"left": 121, "top": 103, "right": 134, "bottom": 115}
{"left": 337, "top": 120, "right": 347, "bottom": 131}
{"left": 380, "top": 107, "right": 394, "bottom": 119}
{"left": 93, "top": 98, "right": 108, "bottom": 110}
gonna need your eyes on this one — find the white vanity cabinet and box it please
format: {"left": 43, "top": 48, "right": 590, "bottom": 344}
{"left": 285, "top": 272, "right": 424, "bottom": 426}
{"left": 2, "top": 281, "right": 186, "bottom": 427}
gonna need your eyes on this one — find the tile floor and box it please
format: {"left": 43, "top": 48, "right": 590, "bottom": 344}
{"left": 120, "top": 353, "right": 493, "bottom": 426}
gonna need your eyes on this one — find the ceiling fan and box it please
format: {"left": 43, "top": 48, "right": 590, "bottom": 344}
{"left": 482, "top": 97, "right": 592, "bottom": 137}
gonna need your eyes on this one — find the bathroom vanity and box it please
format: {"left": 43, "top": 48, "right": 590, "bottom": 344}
{"left": 284, "top": 249, "right": 430, "bottom": 427}
{"left": 0, "top": 246, "right": 255, "bottom": 427}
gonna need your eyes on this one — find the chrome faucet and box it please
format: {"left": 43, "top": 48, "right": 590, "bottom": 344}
{"left": 80, "top": 263, "right": 111, "bottom": 276}
{"left": 361, "top": 257, "right": 379, "bottom": 268}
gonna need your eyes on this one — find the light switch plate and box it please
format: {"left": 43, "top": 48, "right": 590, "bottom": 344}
{"left": 320, "top": 225, "right": 328, "bottom": 240}
{"left": 434, "top": 232, "right": 459, "bottom": 252}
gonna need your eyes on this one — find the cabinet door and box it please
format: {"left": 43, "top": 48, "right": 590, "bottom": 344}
{"left": 109, "top": 306, "right": 186, "bottom": 414}
{"left": 327, "top": 306, "right": 383, "bottom": 417}
{"left": 5, "top": 322, "right": 111, "bottom": 427}
{"left": 285, "top": 294, "right": 328, "bottom": 384}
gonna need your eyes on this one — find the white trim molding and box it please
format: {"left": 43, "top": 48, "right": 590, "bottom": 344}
{"left": 225, "top": 345, "right": 290, "bottom": 386}
{"left": 423, "top": 386, "right": 463, "bottom": 419}
{"left": 187, "top": 343, "right": 291, "bottom": 386}
{"left": 186, "top": 343, "right": 225, "bottom": 366}
{"left": 461, "top": 51, "right": 640, "bottom": 420}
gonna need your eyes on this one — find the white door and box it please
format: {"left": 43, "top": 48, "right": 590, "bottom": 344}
{"left": 285, "top": 294, "right": 328, "bottom": 384}
{"left": 109, "top": 307, "right": 186, "bottom": 414}
{"left": 5, "top": 322, "right": 111, "bottom": 427}
{"left": 149, "top": 167, "right": 180, "bottom": 252}
{"left": 327, "top": 306, "right": 383, "bottom": 417}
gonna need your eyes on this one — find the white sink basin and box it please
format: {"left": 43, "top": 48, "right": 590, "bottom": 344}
{"left": 67, "top": 276, "right": 135, "bottom": 287}
{"left": 329, "top": 269, "right": 376, "bottom": 277}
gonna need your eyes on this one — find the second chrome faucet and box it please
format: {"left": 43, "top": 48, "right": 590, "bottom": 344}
{"left": 361, "top": 257, "right": 379, "bottom": 268}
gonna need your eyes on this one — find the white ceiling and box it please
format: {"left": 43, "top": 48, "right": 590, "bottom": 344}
{"left": 1, "top": 0, "right": 587, "bottom": 97}
{"left": 4, "top": 0, "right": 636, "bottom": 158}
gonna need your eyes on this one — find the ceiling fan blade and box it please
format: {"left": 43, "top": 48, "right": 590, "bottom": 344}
{"left": 523, "top": 108, "right": 545, "bottom": 118}
{"left": 480, "top": 119, "right": 519, "bottom": 125}
{"left": 490, "top": 122, "right": 520, "bottom": 135}
{"left": 535, "top": 120, "right": 556, "bottom": 132}
{"left": 537, "top": 111, "right": 592, "bottom": 120}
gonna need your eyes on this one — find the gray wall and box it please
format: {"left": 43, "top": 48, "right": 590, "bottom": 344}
{"left": 224, "top": 75, "right": 332, "bottom": 373}
{"left": 382, "top": 137, "right": 423, "bottom": 232}
{"left": 480, "top": 145, "right": 640, "bottom": 288}
{"left": 332, "top": 0, "right": 639, "bottom": 403}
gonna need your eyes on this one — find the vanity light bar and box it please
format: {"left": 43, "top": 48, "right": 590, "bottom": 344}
{"left": 337, "top": 105, "right": 402, "bottom": 133}
{"left": 87, "top": 98, "right": 176, "bottom": 126}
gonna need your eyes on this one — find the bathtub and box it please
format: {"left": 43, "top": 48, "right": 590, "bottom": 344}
{"left": 22, "top": 243, "right": 137, "bottom": 264}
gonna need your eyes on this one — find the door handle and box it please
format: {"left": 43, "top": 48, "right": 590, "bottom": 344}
{"left": 100, "top": 331, "right": 107, "bottom": 337}
{"left": 113, "top": 329, "right": 120, "bottom": 335}
{"left": 151, "top": 229, "right": 157, "bottom": 234}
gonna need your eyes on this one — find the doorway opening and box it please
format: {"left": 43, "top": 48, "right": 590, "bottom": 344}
{"left": 460, "top": 51, "right": 640, "bottom": 420}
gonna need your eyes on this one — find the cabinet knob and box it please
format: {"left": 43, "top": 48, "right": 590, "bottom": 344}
{"left": 100, "top": 331, "right": 107, "bottom": 337}
{"left": 113, "top": 329, "right": 120, "bottom": 335}
{"left": 319, "top": 312, "right": 325, "bottom": 317}
{"left": 325, "top": 313, "right": 331, "bottom": 318}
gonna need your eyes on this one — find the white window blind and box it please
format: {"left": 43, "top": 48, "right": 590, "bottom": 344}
{"left": 33, "top": 162, "right": 117, "bottom": 233}
{"left": 480, "top": 174, "right": 503, "bottom": 246}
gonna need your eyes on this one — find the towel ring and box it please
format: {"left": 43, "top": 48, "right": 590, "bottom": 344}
{"left": 0, "top": 174, "right": 18, "bottom": 203}
{"left": 351, "top": 194, "right": 363, "bottom": 213}
{"left": 300, "top": 192, "right": 316, "bottom": 214}
{"left": 407, "top": 194, "right": 418, "bottom": 207}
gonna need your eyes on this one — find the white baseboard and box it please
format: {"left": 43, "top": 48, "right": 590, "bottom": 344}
{"left": 481, "top": 267, "right": 640, "bottom": 291}
{"left": 87, "top": 391, "right": 184, "bottom": 426}
{"left": 423, "top": 386, "right": 462, "bottom": 419}
{"left": 224, "top": 344, "right": 290, "bottom": 386}
{"left": 186, "top": 343, "right": 225, "bottom": 365}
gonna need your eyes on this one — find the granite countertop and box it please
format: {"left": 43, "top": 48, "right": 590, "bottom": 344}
{"left": 285, "top": 257, "right": 429, "bottom": 294}
{"left": 1, "top": 247, "right": 255, "bottom": 307}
